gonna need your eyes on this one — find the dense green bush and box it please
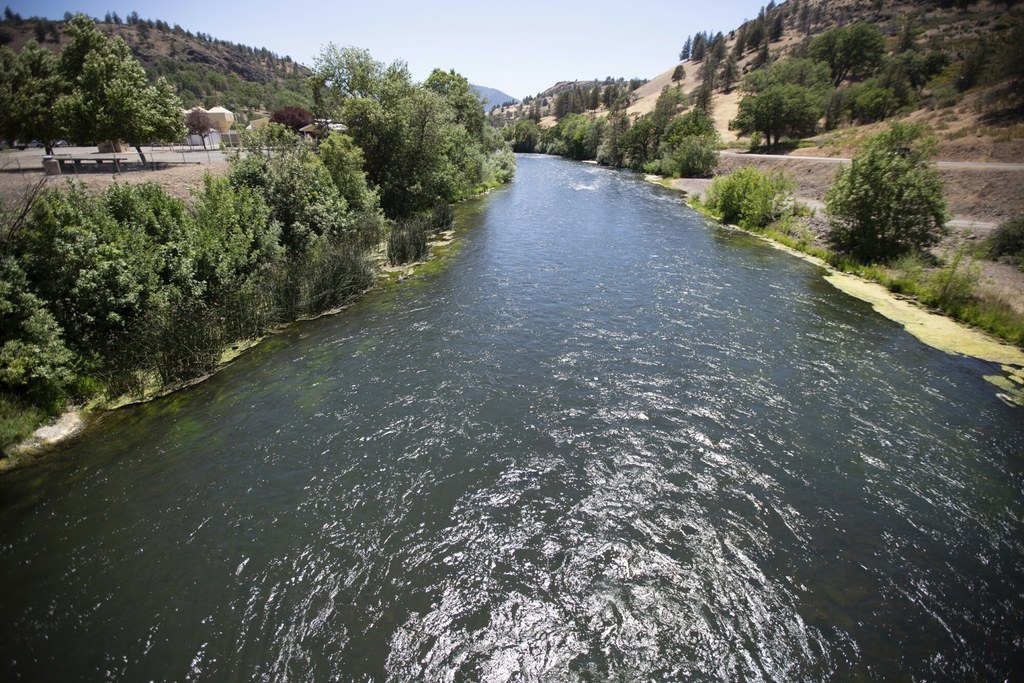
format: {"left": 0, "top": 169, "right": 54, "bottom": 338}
{"left": 509, "top": 118, "right": 541, "bottom": 152}
{"left": 666, "top": 136, "right": 720, "bottom": 178}
{"left": 481, "top": 143, "right": 516, "bottom": 187}
{"left": 0, "top": 256, "right": 76, "bottom": 409}
{"left": 231, "top": 142, "right": 350, "bottom": 254}
{"left": 1, "top": 55, "right": 517, "bottom": 452}
{"left": 1, "top": 132, "right": 382, "bottom": 443}
{"left": 311, "top": 50, "right": 513, "bottom": 218}
{"left": 318, "top": 131, "right": 379, "bottom": 214}
{"left": 826, "top": 122, "right": 947, "bottom": 263}
{"left": 986, "top": 215, "right": 1024, "bottom": 266}
{"left": 702, "top": 167, "right": 798, "bottom": 229}
{"left": 17, "top": 184, "right": 168, "bottom": 362}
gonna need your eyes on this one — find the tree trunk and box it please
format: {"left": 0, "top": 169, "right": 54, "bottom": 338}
{"left": 135, "top": 144, "right": 147, "bottom": 165}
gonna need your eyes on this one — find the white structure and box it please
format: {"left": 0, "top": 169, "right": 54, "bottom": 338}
{"left": 205, "top": 106, "right": 235, "bottom": 133}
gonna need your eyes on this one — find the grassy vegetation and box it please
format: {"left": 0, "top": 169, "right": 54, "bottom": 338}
{"left": 0, "top": 396, "right": 45, "bottom": 452}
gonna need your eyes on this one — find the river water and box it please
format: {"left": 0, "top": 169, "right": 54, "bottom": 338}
{"left": 1, "top": 155, "right": 1022, "bottom": 681}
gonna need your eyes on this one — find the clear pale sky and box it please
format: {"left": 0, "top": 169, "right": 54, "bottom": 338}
{"left": 8, "top": 0, "right": 771, "bottom": 98}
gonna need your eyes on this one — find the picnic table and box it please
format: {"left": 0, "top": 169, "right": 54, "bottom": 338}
{"left": 44, "top": 155, "right": 130, "bottom": 175}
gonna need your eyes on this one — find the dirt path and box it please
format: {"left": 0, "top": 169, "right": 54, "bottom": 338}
{"left": 721, "top": 151, "right": 1024, "bottom": 172}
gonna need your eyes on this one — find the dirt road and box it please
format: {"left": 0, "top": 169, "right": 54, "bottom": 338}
{"left": 721, "top": 151, "right": 1024, "bottom": 172}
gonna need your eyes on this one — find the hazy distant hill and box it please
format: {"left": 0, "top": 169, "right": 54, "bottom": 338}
{"left": 472, "top": 85, "right": 517, "bottom": 111}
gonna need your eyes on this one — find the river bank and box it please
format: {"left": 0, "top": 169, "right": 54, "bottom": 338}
{"left": 654, "top": 174, "right": 1024, "bottom": 405}
{"left": 682, "top": 154, "right": 1024, "bottom": 318}
{"left": 0, "top": 180, "right": 475, "bottom": 472}
{"left": 0, "top": 228, "right": 464, "bottom": 471}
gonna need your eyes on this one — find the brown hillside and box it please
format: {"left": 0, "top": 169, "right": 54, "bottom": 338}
{"left": 498, "top": 0, "right": 1023, "bottom": 159}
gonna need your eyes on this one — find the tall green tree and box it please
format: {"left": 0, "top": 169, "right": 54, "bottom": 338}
{"left": 596, "top": 106, "right": 630, "bottom": 167}
{"left": 730, "top": 58, "right": 831, "bottom": 145}
{"left": 809, "top": 22, "right": 886, "bottom": 86}
{"left": 719, "top": 55, "right": 740, "bottom": 92}
{"left": 318, "top": 131, "right": 379, "bottom": 214}
{"left": 826, "top": 122, "right": 948, "bottom": 263}
{"left": 424, "top": 68, "right": 485, "bottom": 139}
{"left": 509, "top": 118, "right": 541, "bottom": 153}
{"left": 57, "top": 15, "right": 183, "bottom": 162}
{"left": 731, "top": 83, "right": 824, "bottom": 146}
{"left": 311, "top": 45, "right": 511, "bottom": 217}
{"left": 0, "top": 41, "right": 64, "bottom": 153}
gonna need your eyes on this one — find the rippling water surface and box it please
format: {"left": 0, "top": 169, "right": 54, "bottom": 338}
{"left": 2, "top": 155, "right": 1022, "bottom": 681}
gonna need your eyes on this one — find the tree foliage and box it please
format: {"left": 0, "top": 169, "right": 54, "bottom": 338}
{"left": 0, "top": 14, "right": 184, "bottom": 158}
{"left": 0, "top": 126, "right": 388, "bottom": 441}
{"left": 59, "top": 15, "right": 183, "bottom": 161}
{"left": 270, "top": 106, "right": 314, "bottom": 133}
{"left": 826, "top": 122, "right": 948, "bottom": 263}
{"left": 508, "top": 118, "right": 541, "bottom": 153}
{"left": 0, "top": 41, "right": 63, "bottom": 152}
{"left": 809, "top": 22, "right": 886, "bottom": 86}
{"left": 702, "top": 166, "right": 799, "bottom": 229}
{"left": 656, "top": 108, "right": 720, "bottom": 177}
{"left": 185, "top": 108, "right": 212, "bottom": 147}
{"left": 311, "top": 45, "right": 512, "bottom": 217}
{"left": 318, "top": 131, "right": 379, "bottom": 216}
{"left": 730, "top": 59, "right": 831, "bottom": 146}
{"left": 986, "top": 215, "right": 1024, "bottom": 266}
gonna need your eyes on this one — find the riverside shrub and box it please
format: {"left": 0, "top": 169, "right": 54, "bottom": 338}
{"left": 702, "top": 167, "right": 798, "bottom": 229}
{"left": 387, "top": 215, "right": 431, "bottom": 265}
{"left": 826, "top": 122, "right": 947, "bottom": 263}
{"left": 668, "top": 136, "right": 720, "bottom": 178}
{"left": 986, "top": 215, "right": 1024, "bottom": 266}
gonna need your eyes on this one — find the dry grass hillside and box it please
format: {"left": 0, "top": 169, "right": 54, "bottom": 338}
{"left": 494, "top": 0, "right": 1023, "bottom": 161}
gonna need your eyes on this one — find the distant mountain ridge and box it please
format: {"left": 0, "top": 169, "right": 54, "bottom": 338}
{"left": 472, "top": 85, "right": 517, "bottom": 111}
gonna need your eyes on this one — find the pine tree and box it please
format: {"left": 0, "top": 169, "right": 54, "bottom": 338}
{"left": 752, "top": 40, "right": 770, "bottom": 70}
{"left": 680, "top": 36, "right": 692, "bottom": 61}
{"left": 692, "top": 32, "right": 707, "bottom": 62}
{"left": 720, "top": 55, "right": 739, "bottom": 92}
{"left": 799, "top": 0, "right": 811, "bottom": 35}
{"left": 769, "top": 11, "right": 785, "bottom": 42}
{"left": 733, "top": 25, "right": 748, "bottom": 57}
